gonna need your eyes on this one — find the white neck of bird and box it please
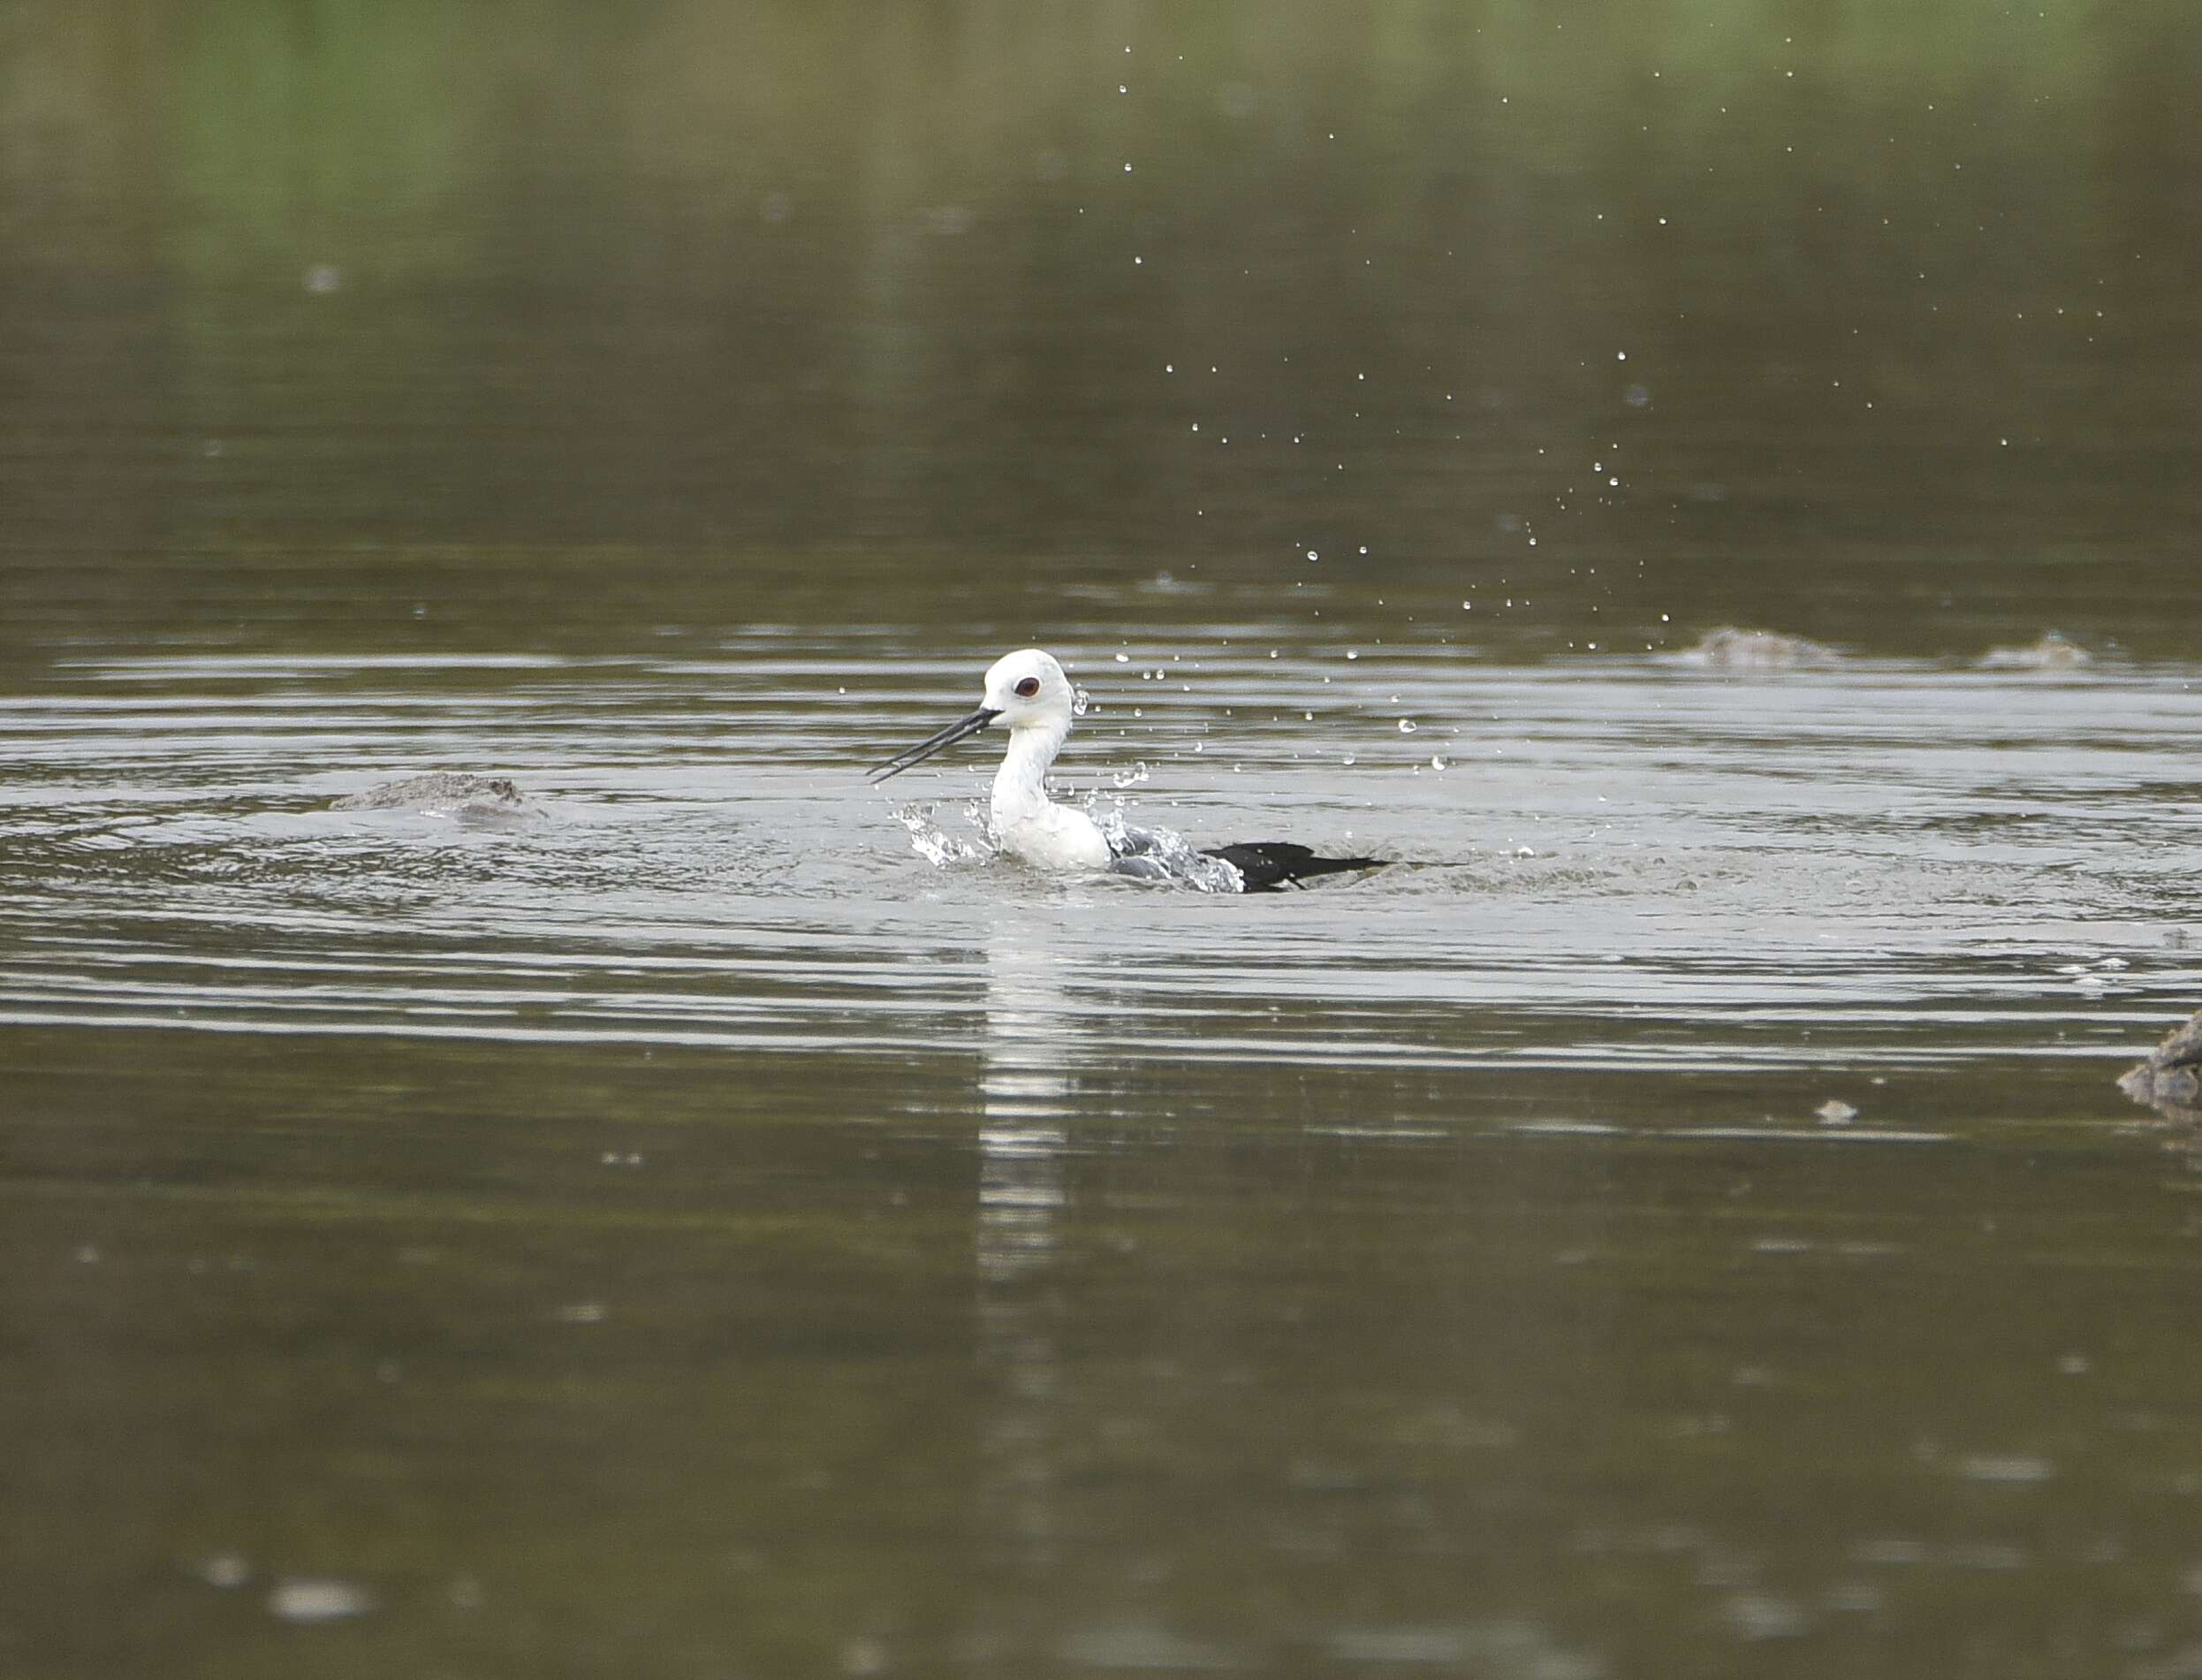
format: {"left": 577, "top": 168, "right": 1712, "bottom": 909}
{"left": 991, "top": 718, "right": 1069, "bottom": 824}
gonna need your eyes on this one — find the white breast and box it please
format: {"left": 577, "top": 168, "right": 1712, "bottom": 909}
{"left": 987, "top": 718, "right": 1113, "bottom": 873}
{"left": 998, "top": 802, "right": 1112, "bottom": 871}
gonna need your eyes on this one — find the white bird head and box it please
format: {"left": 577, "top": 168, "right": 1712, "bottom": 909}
{"left": 981, "top": 649, "right": 1076, "bottom": 730}
{"left": 869, "top": 648, "right": 1077, "bottom": 784}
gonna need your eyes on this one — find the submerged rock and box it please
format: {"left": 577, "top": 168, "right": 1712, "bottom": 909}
{"left": 1680, "top": 627, "right": 1841, "bottom": 670}
{"left": 2118, "top": 1008, "right": 2202, "bottom": 1123}
{"left": 330, "top": 772, "right": 539, "bottom": 825}
{"left": 1978, "top": 632, "right": 2093, "bottom": 671}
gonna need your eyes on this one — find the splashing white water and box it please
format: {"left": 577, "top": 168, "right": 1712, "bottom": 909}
{"left": 1093, "top": 808, "right": 1243, "bottom": 893}
{"left": 895, "top": 802, "right": 995, "bottom": 868}
{"left": 896, "top": 795, "right": 1238, "bottom": 892}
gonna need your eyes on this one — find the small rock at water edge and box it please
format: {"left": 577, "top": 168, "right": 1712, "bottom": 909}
{"left": 2118, "top": 1007, "right": 2202, "bottom": 1123}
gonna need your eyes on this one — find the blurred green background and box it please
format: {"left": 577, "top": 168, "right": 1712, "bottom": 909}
{"left": 3, "top": 0, "right": 2197, "bottom": 662}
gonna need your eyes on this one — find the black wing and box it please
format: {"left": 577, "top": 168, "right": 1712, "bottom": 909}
{"left": 1201, "top": 841, "right": 1384, "bottom": 893}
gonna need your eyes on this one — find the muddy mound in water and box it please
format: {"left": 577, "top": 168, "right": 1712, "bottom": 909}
{"left": 330, "top": 772, "right": 540, "bottom": 825}
{"left": 2119, "top": 1008, "right": 2202, "bottom": 1123}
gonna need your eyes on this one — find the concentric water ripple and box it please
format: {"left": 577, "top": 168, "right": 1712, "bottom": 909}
{"left": 4, "top": 642, "right": 2195, "bottom": 1091}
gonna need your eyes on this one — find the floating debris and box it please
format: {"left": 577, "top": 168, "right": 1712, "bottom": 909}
{"left": 1978, "top": 632, "right": 2093, "bottom": 671}
{"left": 1678, "top": 627, "right": 1841, "bottom": 670}
{"left": 1323, "top": 1622, "right": 1598, "bottom": 1669}
{"left": 267, "top": 1577, "right": 375, "bottom": 1623}
{"left": 1723, "top": 1593, "right": 1812, "bottom": 1642}
{"left": 1057, "top": 1622, "right": 1244, "bottom": 1671}
{"left": 1814, "top": 1099, "right": 1859, "bottom": 1126}
{"left": 1953, "top": 1453, "right": 2054, "bottom": 1484}
{"left": 194, "top": 1552, "right": 251, "bottom": 1589}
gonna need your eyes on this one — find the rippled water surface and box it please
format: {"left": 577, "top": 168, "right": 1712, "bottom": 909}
{"left": 9, "top": 4, "right": 2202, "bottom": 1676}
{"left": 8, "top": 641, "right": 2200, "bottom": 1076}
{"left": 10, "top": 640, "right": 2202, "bottom": 1678}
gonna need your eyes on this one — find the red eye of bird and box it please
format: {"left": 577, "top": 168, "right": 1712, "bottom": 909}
{"left": 1014, "top": 677, "right": 1041, "bottom": 698}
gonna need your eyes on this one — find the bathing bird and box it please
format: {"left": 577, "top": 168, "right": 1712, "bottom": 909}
{"left": 869, "top": 649, "right": 1383, "bottom": 892}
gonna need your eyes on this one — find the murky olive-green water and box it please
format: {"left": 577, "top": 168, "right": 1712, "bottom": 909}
{"left": 6, "top": 5, "right": 2202, "bottom": 1676}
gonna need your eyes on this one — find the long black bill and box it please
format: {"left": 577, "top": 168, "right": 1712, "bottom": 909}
{"left": 868, "top": 706, "right": 1001, "bottom": 784}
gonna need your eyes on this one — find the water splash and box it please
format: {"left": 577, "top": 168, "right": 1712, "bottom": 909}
{"left": 894, "top": 802, "right": 996, "bottom": 869}
{"left": 1094, "top": 809, "right": 1243, "bottom": 893}
{"left": 898, "top": 794, "right": 1236, "bottom": 892}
